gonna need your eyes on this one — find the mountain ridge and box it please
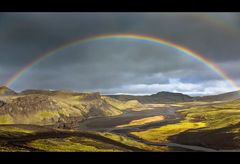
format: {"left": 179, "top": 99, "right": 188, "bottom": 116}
{"left": 107, "top": 90, "right": 240, "bottom": 103}
{"left": 108, "top": 91, "right": 194, "bottom": 103}
{"left": 0, "top": 87, "right": 143, "bottom": 128}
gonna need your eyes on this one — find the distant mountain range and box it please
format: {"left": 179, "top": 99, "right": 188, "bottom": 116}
{"left": 1, "top": 86, "right": 240, "bottom": 104}
{"left": 0, "top": 86, "right": 240, "bottom": 128}
{"left": 1, "top": 86, "right": 240, "bottom": 103}
{"left": 108, "top": 91, "right": 194, "bottom": 104}
{"left": 107, "top": 90, "right": 240, "bottom": 103}
{"left": 194, "top": 90, "right": 240, "bottom": 102}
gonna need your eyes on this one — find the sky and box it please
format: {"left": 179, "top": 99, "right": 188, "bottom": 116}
{"left": 0, "top": 12, "right": 240, "bottom": 96}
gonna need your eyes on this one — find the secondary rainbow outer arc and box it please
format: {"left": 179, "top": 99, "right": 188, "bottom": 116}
{"left": 1, "top": 33, "right": 239, "bottom": 93}
{"left": 195, "top": 13, "right": 240, "bottom": 37}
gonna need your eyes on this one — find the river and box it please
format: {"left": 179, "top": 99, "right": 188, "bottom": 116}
{"left": 78, "top": 106, "right": 240, "bottom": 152}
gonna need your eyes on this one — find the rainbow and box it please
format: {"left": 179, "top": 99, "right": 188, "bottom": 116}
{"left": 1, "top": 33, "right": 239, "bottom": 94}
{"left": 195, "top": 13, "right": 240, "bottom": 37}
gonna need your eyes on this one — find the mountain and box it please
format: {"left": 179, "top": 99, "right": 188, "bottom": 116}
{"left": 108, "top": 91, "right": 194, "bottom": 104}
{"left": 108, "top": 90, "right": 240, "bottom": 104}
{"left": 195, "top": 90, "right": 240, "bottom": 102}
{"left": 0, "top": 88, "right": 239, "bottom": 128}
{"left": 0, "top": 89, "right": 142, "bottom": 128}
{"left": 0, "top": 86, "right": 17, "bottom": 96}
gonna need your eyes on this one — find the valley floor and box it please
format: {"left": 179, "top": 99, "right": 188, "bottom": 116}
{"left": 0, "top": 101, "right": 239, "bottom": 152}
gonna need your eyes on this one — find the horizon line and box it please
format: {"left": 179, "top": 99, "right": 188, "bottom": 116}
{"left": 0, "top": 86, "right": 239, "bottom": 97}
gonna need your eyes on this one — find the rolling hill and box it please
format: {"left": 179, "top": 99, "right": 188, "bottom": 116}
{"left": 107, "top": 90, "right": 240, "bottom": 104}
{"left": 108, "top": 91, "right": 194, "bottom": 104}
{"left": 195, "top": 90, "right": 240, "bottom": 102}
{"left": 0, "top": 88, "right": 142, "bottom": 128}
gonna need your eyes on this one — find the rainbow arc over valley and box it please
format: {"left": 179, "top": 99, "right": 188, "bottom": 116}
{"left": 1, "top": 33, "right": 239, "bottom": 93}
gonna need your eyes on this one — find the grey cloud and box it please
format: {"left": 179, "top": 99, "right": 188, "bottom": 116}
{"left": 0, "top": 13, "right": 239, "bottom": 95}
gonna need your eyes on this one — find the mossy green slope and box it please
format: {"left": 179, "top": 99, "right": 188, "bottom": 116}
{"left": 132, "top": 99, "right": 240, "bottom": 147}
{"left": 0, "top": 91, "right": 130, "bottom": 126}
{"left": 27, "top": 137, "right": 124, "bottom": 152}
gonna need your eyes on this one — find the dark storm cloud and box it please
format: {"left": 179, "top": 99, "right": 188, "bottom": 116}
{"left": 0, "top": 13, "right": 148, "bottom": 67}
{"left": 0, "top": 12, "right": 240, "bottom": 95}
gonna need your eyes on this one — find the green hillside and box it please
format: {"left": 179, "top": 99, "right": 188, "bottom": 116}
{"left": 0, "top": 89, "right": 144, "bottom": 126}
{"left": 132, "top": 98, "right": 240, "bottom": 150}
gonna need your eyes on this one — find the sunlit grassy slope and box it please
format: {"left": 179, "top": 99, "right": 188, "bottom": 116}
{"left": 179, "top": 100, "right": 240, "bottom": 130}
{"left": 0, "top": 91, "right": 144, "bottom": 125}
{"left": 0, "top": 124, "right": 167, "bottom": 152}
{"left": 0, "top": 124, "right": 168, "bottom": 152}
{"left": 0, "top": 126, "right": 34, "bottom": 134}
{"left": 98, "top": 132, "right": 168, "bottom": 151}
{"left": 0, "top": 125, "right": 53, "bottom": 139}
{"left": 117, "top": 116, "right": 165, "bottom": 128}
{"left": 132, "top": 99, "right": 240, "bottom": 144}
{"left": 26, "top": 137, "right": 124, "bottom": 152}
{"left": 102, "top": 96, "right": 143, "bottom": 111}
{"left": 0, "top": 125, "right": 125, "bottom": 152}
{"left": 132, "top": 121, "right": 206, "bottom": 143}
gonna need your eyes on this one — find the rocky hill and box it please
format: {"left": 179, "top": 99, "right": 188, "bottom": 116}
{"left": 0, "top": 88, "right": 142, "bottom": 128}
